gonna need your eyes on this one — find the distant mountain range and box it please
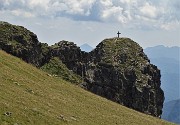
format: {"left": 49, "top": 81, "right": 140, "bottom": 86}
{"left": 80, "top": 43, "right": 93, "bottom": 52}
{"left": 144, "top": 45, "right": 180, "bottom": 124}
{"left": 144, "top": 45, "right": 179, "bottom": 61}
{"left": 162, "top": 99, "right": 180, "bottom": 124}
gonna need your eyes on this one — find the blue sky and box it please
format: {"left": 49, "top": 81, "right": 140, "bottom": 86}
{"left": 0, "top": 0, "right": 179, "bottom": 48}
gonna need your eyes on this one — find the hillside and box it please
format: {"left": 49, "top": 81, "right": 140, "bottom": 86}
{"left": 0, "top": 50, "right": 173, "bottom": 125}
{"left": 0, "top": 22, "right": 81, "bottom": 84}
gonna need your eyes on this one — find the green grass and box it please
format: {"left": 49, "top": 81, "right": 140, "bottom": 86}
{"left": 0, "top": 50, "right": 173, "bottom": 125}
{"left": 41, "top": 57, "right": 82, "bottom": 84}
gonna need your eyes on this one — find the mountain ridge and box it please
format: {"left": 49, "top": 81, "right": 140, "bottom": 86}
{"left": 145, "top": 45, "right": 180, "bottom": 61}
{"left": 0, "top": 21, "right": 164, "bottom": 118}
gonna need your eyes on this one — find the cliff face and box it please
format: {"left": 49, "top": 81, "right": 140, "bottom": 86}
{"left": 47, "top": 38, "right": 164, "bottom": 117}
{"left": 84, "top": 38, "right": 164, "bottom": 117}
{"left": 0, "top": 22, "right": 164, "bottom": 117}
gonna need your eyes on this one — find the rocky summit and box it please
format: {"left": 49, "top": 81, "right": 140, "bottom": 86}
{"left": 0, "top": 22, "right": 164, "bottom": 118}
{"left": 85, "top": 38, "right": 164, "bottom": 117}
{"left": 54, "top": 38, "right": 164, "bottom": 117}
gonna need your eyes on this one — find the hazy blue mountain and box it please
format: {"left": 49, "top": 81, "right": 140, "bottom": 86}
{"left": 80, "top": 43, "right": 93, "bottom": 52}
{"left": 144, "top": 45, "right": 180, "bottom": 102}
{"left": 162, "top": 99, "right": 180, "bottom": 124}
{"left": 145, "top": 45, "right": 179, "bottom": 61}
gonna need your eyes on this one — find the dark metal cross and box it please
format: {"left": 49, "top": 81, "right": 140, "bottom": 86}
{"left": 117, "top": 31, "right": 121, "bottom": 38}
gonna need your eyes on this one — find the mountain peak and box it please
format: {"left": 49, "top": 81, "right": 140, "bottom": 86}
{"left": 80, "top": 43, "right": 93, "bottom": 52}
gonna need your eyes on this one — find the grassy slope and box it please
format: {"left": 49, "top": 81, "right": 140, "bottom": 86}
{"left": 40, "top": 57, "right": 82, "bottom": 84}
{"left": 0, "top": 50, "right": 173, "bottom": 125}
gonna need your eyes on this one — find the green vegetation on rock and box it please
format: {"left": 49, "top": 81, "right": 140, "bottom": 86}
{"left": 41, "top": 57, "right": 82, "bottom": 84}
{"left": 85, "top": 37, "right": 164, "bottom": 117}
{"left": 0, "top": 21, "right": 45, "bottom": 67}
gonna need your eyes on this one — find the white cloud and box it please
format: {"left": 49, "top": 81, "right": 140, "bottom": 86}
{"left": 63, "top": 1, "right": 92, "bottom": 15}
{"left": 27, "top": 0, "right": 50, "bottom": 10}
{"left": 98, "top": 0, "right": 130, "bottom": 23}
{"left": 0, "top": 0, "right": 179, "bottom": 30}
{"left": 139, "top": 2, "right": 158, "bottom": 18}
{"left": 48, "top": 0, "right": 96, "bottom": 16}
{"left": 100, "top": 0, "right": 113, "bottom": 7}
{"left": 102, "top": 6, "right": 122, "bottom": 19}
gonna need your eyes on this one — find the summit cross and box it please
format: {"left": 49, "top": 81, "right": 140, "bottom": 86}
{"left": 117, "top": 31, "right": 121, "bottom": 38}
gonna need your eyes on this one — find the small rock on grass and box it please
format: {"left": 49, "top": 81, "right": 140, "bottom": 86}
{"left": 4, "top": 112, "right": 12, "bottom": 116}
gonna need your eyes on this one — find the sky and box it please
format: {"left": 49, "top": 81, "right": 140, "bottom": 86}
{"left": 0, "top": 0, "right": 180, "bottom": 48}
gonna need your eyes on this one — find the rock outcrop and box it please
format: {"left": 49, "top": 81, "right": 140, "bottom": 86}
{"left": 0, "top": 21, "right": 164, "bottom": 117}
{"left": 50, "top": 41, "right": 88, "bottom": 76}
{"left": 0, "top": 21, "right": 49, "bottom": 67}
{"left": 48, "top": 38, "right": 164, "bottom": 117}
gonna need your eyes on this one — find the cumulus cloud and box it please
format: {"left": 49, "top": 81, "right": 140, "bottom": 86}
{"left": 0, "top": 0, "right": 179, "bottom": 30}
{"left": 139, "top": 2, "right": 159, "bottom": 18}
{"left": 49, "top": 0, "right": 96, "bottom": 16}
{"left": 98, "top": 0, "right": 125, "bottom": 23}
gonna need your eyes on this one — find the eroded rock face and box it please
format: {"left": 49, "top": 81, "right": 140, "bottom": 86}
{"left": 51, "top": 38, "right": 164, "bottom": 117}
{"left": 50, "top": 41, "right": 88, "bottom": 76}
